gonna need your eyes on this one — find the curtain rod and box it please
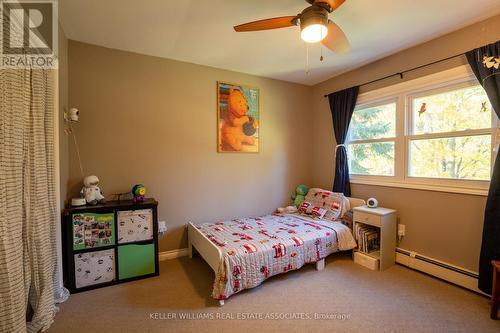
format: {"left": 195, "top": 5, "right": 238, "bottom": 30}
{"left": 323, "top": 52, "right": 466, "bottom": 98}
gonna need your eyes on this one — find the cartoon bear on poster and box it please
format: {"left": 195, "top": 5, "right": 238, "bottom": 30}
{"left": 220, "top": 89, "right": 258, "bottom": 151}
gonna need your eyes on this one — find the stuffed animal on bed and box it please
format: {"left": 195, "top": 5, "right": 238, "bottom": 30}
{"left": 276, "top": 206, "right": 298, "bottom": 214}
{"left": 220, "top": 89, "right": 258, "bottom": 151}
{"left": 291, "top": 184, "right": 309, "bottom": 208}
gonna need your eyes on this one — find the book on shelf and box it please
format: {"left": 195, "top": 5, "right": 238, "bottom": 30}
{"left": 354, "top": 223, "right": 380, "bottom": 254}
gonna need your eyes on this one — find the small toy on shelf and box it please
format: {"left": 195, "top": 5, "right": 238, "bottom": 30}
{"left": 111, "top": 192, "right": 129, "bottom": 202}
{"left": 80, "top": 175, "right": 105, "bottom": 205}
{"left": 291, "top": 184, "right": 309, "bottom": 208}
{"left": 131, "top": 184, "right": 146, "bottom": 203}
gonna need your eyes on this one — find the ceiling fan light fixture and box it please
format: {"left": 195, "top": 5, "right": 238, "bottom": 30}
{"left": 301, "top": 23, "right": 328, "bottom": 43}
{"left": 233, "top": 1, "right": 350, "bottom": 53}
{"left": 299, "top": 5, "right": 329, "bottom": 43}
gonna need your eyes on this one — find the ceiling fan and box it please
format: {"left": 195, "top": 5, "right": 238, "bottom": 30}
{"left": 234, "top": 0, "right": 350, "bottom": 54}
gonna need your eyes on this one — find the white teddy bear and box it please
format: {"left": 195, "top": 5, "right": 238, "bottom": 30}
{"left": 81, "top": 175, "right": 105, "bottom": 205}
{"left": 276, "top": 206, "right": 298, "bottom": 214}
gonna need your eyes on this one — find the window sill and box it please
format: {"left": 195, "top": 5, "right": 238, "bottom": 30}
{"left": 349, "top": 178, "right": 489, "bottom": 196}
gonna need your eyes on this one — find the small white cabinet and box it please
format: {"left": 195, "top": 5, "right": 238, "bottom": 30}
{"left": 353, "top": 205, "right": 397, "bottom": 271}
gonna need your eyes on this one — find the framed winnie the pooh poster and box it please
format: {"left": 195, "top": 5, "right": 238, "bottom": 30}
{"left": 217, "top": 81, "right": 260, "bottom": 153}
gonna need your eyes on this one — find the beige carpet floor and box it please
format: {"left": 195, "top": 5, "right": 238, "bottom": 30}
{"left": 47, "top": 253, "right": 499, "bottom": 333}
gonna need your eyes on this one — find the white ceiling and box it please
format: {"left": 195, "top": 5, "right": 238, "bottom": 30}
{"left": 59, "top": 0, "right": 500, "bottom": 86}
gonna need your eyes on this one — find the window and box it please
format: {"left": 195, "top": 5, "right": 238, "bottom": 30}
{"left": 408, "top": 84, "right": 492, "bottom": 181}
{"left": 348, "top": 101, "right": 396, "bottom": 176}
{"left": 347, "top": 66, "right": 499, "bottom": 195}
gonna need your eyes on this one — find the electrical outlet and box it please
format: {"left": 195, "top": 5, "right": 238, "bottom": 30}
{"left": 398, "top": 224, "right": 405, "bottom": 237}
{"left": 158, "top": 221, "right": 167, "bottom": 234}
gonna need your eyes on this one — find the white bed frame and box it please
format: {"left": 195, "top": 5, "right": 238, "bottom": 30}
{"left": 187, "top": 197, "right": 365, "bottom": 306}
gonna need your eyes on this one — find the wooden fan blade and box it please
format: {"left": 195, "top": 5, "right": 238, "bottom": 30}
{"left": 234, "top": 16, "right": 297, "bottom": 32}
{"left": 322, "top": 20, "right": 350, "bottom": 53}
{"left": 313, "top": 0, "right": 346, "bottom": 12}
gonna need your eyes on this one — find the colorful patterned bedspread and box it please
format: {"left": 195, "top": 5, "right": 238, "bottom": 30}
{"left": 194, "top": 213, "right": 357, "bottom": 300}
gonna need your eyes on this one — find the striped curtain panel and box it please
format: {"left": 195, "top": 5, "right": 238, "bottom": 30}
{"left": 0, "top": 68, "right": 57, "bottom": 332}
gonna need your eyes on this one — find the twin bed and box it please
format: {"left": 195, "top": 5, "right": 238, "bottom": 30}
{"left": 187, "top": 189, "right": 365, "bottom": 306}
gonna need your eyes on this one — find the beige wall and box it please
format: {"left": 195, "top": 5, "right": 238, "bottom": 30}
{"left": 58, "top": 23, "right": 69, "bottom": 207}
{"left": 312, "top": 14, "right": 500, "bottom": 271}
{"left": 67, "top": 41, "right": 313, "bottom": 251}
{"left": 65, "top": 14, "right": 499, "bottom": 271}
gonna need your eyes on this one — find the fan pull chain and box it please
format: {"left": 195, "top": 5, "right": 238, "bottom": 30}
{"left": 305, "top": 44, "right": 310, "bottom": 75}
{"left": 319, "top": 26, "right": 324, "bottom": 62}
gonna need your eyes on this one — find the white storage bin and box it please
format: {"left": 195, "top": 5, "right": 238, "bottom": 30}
{"left": 354, "top": 251, "right": 379, "bottom": 271}
{"left": 117, "top": 209, "right": 153, "bottom": 244}
{"left": 74, "top": 249, "right": 115, "bottom": 288}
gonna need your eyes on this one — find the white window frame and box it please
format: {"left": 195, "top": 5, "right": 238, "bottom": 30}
{"left": 348, "top": 65, "right": 499, "bottom": 196}
{"left": 347, "top": 97, "right": 399, "bottom": 177}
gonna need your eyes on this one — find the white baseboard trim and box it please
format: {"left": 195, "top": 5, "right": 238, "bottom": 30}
{"left": 159, "top": 248, "right": 189, "bottom": 261}
{"left": 159, "top": 247, "right": 487, "bottom": 295}
{"left": 396, "top": 248, "right": 487, "bottom": 296}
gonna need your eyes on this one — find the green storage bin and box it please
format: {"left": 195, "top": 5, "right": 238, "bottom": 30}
{"left": 118, "top": 243, "right": 155, "bottom": 279}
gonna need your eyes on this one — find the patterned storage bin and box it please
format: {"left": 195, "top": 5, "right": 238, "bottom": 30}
{"left": 117, "top": 209, "right": 153, "bottom": 244}
{"left": 74, "top": 249, "right": 115, "bottom": 288}
{"left": 72, "top": 212, "right": 115, "bottom": 250}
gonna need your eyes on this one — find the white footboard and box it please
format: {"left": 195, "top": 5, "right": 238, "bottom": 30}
{"left": 316, "top": 258, "right": 325, "bottom": 271}
{"left": 187, "top": 222, "right": 222, "bottom": 273}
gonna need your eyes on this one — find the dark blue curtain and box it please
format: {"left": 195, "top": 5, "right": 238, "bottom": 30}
{"left": 466, "top": 40, "right": 500, "bottom": 295}
{"left": 328, "top": 87, "right": 359, "bottom": 196}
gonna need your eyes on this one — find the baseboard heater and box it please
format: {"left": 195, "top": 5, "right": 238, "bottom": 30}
{"left": 395, "top": 248, "right": 485, "bottom": 295}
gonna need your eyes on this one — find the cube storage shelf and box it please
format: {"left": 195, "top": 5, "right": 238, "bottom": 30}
{"left": 62, "top": 198, "right": 159, "bottom": 293}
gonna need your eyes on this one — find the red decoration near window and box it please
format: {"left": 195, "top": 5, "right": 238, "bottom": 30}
{"left": 418, "top": 102, "right": 427, "bottom": 116}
